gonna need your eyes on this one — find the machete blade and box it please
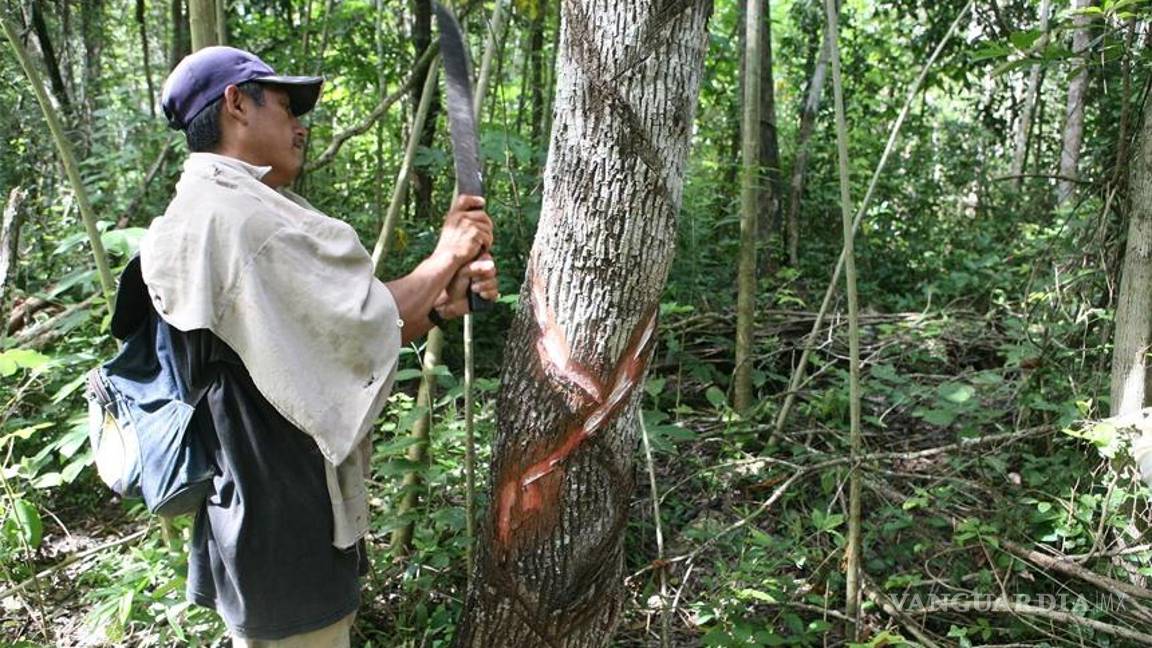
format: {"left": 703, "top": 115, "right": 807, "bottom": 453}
{"left": 434, "top": 2, "right": 483, "bottom": 198}
{"left": 434, "top": 2, "right": 492, "bottom": 312}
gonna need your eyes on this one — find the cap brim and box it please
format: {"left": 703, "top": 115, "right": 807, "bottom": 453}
{"left": 253, "top": 75, "right": 323, "bottom": 117}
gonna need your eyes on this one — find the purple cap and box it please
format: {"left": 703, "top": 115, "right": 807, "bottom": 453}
{"left": 161, "top": 46, "right": 323, "bottom": 130}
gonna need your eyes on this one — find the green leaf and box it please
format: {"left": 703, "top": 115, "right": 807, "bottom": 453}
{"left": 11, "top": 499, "right": 43, "bottom": 550}
{"left": 735, "top": 587, "right": 777, "bottom": 603}
{"left": 0, "top": 349, "right": 51, "bottom": 377}
{"left": 916, "top": 408, "right": 956, "bottom": 427}
{"left": 705, "top": 386, "right": 727, "bottom": 409}
{"left": 938, "top": 382, "right": 975, "bottom": 404}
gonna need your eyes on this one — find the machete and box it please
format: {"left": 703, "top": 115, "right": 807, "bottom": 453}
{"left": 434, "top": 2, "right": 492, "bottom": 312}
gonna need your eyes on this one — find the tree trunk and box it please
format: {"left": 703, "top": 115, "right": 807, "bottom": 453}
{"left": 528, "top": 1, "right": 547, "bottom": 154}
{"left": 785, "top": 7, "right": 833, "bottom": 267}
{"left": 1, "top": 187, "right": 26, "bottom": 297}
{"left": 411, "top": 0, "right": 439, "bottom": 224}
{"left": 215, "top": 0, "right": 228, "bottom": 46}
{"left": 756, "top": 0, "right": 781, "bottom": 264}
{"left": 29, "top": 0, "right": 72, "bottom": 116}
{"left": 455, "top": 1, "right": 712, "bottom": 645}
{"left": 1110, "top": 95, "right": 1152, "bottom": 418}
{"left": 734, "top": 0, "right": 762, "bottom": 414}
{"left": 136, "top": 0, "right": 156, "bottom": 117}
{"left": 1009, "top": 0, "right": 1050, "bottom": 191}
{"left": 188, "top": 0, "right": 218, "bottom": 52}
{"left": 169, "top": 0, "right": 190, "bottom": 69}
{"left": 1056, "top": 0, "right": 1094, "bottom": 206}
{"left": 79, "top": 0, "right": 105, "bottom": 152}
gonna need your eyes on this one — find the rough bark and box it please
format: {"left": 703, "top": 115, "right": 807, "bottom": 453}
{"left": 1009, "top": 0, "right": 1050, "bottom": 191}
{"left": 785, "top": 8, "right": 833, "bottom": 267}
{"left": 29, "top": 0, "right": 71, "bottom": 115}
{"left": 411, "top": 0, "right": 440, "bottom": 224}
{"left": 1110, "top": 92, "right": 1152, "bottom": 417}
{"left": 1056, "top": 0, "right": 1094, "bottom": 206}
{"left": 169, "top": 0, "right": 191, "bottom": 69}
{"left": 734, "top": 0, "right": 762, "bottom": 414}
{"left": 455, "top": 1, "right": 712, "bottom": 645}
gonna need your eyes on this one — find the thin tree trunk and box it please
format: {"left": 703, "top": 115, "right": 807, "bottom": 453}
{"left": 1110, "top": 19, "right": 1137, "bottom": 191}
{"left": 785, "top": 9, "right": 833, "bottom": 267}
{"left": 1, "top": 188, "right": 26, "bottom": 298}
{"left": 1110, "top": 96, "right": 1152, "bottom": 418}
{"left": 411, "top": 0, "right": 439, "bottom": 224}
{"left": 137, "top": 0, "right": 156, "bottom": 117}
{"left": 1056, "top": 0, "right": 1094, "bottom": 205}
{"left": 28, "top": 0, "right": 71, "bottom": 116}
{"left": 734, "top": 0, "right": 762, "bottom": 414}
{"left": 188, "top": 0, "right": 218, "bottom": 52}
{"left": 455, "top": 1, "right": 712, "bottom": 644}
{"left": 824, "top": 0, "right": 862, "bottom": 635}
{"left": 79, "top": 0, "right": 105, "bottom": 152}
{"left": 1010, "top": 0, "right": 1050, "bottom": 191}
{"left": 540, "top": 0, "right": 561, "bottom": 166}
{"left": 757, "top": 0, "right": 781, "bottom": 264}
{"left": 215, "top": 0, "right": 227, "bottom": 46}
{"left": 169, "top": 0, "right": 190, "bottom": 69}
{"left": 2, "top": 15, "right": 116, "bottom": 311}
{"left": 528, "top": 1, "right": 546, "bottom": 154}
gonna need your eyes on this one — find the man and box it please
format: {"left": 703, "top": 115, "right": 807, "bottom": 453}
{"left": 141, "top": 46, "right": 497, "bottom": 646}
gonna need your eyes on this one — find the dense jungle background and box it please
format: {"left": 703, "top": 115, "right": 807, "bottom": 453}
{"left": 3, "top": 0, "right": 1152, "bottom": 645}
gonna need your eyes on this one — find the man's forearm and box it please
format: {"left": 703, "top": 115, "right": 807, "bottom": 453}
{"left": 385, "top": 251, "right": 458, "bottom": 344}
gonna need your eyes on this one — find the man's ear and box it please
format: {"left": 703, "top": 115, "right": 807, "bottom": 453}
{"left": 220, "top": 85, "right": 249, "bottom": 125}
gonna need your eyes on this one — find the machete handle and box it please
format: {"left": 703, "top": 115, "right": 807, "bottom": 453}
{"left": 468, "top": 288, "right": 494, "bottom": 313}
{"left": 468, "top": 247, "right": 495, "bottom": 313}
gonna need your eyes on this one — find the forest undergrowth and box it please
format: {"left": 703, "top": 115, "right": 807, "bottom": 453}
{"left": 4, "top": 192, "right": 1146, "bottom": 647}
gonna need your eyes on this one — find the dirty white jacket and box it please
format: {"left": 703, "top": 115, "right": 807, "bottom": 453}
{"left": 140, "top": 152, "right": 403, "bottom": 548}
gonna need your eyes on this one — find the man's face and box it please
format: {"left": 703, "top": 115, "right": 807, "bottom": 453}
{"left": 237, "top": 85, "right": 308, "bottom": 188}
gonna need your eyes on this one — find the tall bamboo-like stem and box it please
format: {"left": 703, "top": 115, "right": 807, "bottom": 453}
{"left": 373, "top": 0, "right": 386, "bottom": 238}
{"left": 823, "top": 0, "right": 861, "bottom": 636}
{"left": 2, "top": 14, "right": 115, "bottom": 311}
{"left": 372, "top": 65, "right": 440, "bottom": 268}
{"left": 734, "top": 0, "right": 762, "bottom": 414}
{"left": 640, "top": 415, "right": 670, "bottom": 647}
{"left": 384, "top": 67, "right": 442, "bottom": 560}
{"left": 464, "top": 0, "right": 504, "bottom": 582}
{"left": 393, "top": 0, "right": 505, "bottom": 561}
{"left": 771, "top": 1, "right": 972, "bottom": 441}
{"left": 473, "top": 0, "right": 507, "bottom": 120}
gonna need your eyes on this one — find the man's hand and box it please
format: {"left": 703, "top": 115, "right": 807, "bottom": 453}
{"left": 435, "top": 195, "right": 493, "bottom": 265}
{"left": 435, "top": 253, "right": 498, "bottom": 320}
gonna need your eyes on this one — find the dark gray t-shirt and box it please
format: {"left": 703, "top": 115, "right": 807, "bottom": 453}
{"left": 176, "top": 328, "right": 367, "bottom": 640}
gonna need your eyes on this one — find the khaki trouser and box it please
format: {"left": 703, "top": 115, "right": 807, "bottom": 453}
{"left": 231, "top": 613, "right": 354, "bottom": 648}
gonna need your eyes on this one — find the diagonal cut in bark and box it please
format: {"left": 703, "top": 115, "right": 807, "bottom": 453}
{"left": 496, "top": 285, "right": 658, "bottom": 551}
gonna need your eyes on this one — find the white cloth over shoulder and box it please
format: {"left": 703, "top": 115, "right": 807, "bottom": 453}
{"left": 140, "top": 153, "right": 403, "bottom": 548}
